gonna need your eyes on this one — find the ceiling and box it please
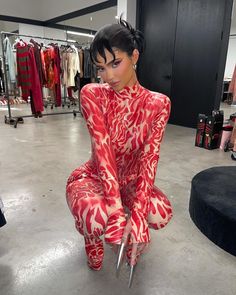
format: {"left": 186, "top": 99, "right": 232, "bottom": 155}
{"left": 58, "top": 6, "right": 117, "bottom": 31}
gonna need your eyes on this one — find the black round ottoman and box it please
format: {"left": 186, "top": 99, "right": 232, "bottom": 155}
{"left": 189, "top": 166, "right": 236, "bottom": 256}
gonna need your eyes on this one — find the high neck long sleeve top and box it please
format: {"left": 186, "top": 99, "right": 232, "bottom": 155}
{"left": 78, "top": 82, "right": 170, "bottom": 243}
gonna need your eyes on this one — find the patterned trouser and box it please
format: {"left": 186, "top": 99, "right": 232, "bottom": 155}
{"left": 66, "top": 176, "right": 173, "bottom": 239}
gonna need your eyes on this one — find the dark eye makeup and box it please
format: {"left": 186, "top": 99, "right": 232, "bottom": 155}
{"left": 96, "top": 58, "right": 122, "bottom": 72}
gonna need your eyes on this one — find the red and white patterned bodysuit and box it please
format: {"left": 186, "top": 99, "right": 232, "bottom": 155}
{"left": 66, "top": 82, "right": 173, "bottom": 269}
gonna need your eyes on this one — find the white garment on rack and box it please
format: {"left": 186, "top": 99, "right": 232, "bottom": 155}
{"left": 3, "top": 37, "right": 16, "bottom": 83}
{"left": 67, "top": 48, "right": 80, "bottom": 87}
{"left": 61, "top": 51, "right": 68, "bottom": 86}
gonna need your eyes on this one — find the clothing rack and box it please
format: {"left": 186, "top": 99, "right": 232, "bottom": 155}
{"left": 0, "top": 31, "right": 82, "bottom": 128}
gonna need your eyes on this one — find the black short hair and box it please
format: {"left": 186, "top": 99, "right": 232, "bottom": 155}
{"left": 90, "top": 18, "right": 145, "bottom": 64}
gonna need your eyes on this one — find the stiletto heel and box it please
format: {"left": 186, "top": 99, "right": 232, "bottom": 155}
{"left": 128, "top": 265, "right": 135, "bottom": 288}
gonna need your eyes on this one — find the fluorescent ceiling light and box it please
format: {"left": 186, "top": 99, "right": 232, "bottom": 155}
{"left": 67, "top": 39, "right": 76, "bottom": 43}
{"left": 67, "top": 31, "right": 94, "bottom": 38}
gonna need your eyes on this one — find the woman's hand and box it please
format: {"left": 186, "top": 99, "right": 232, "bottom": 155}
{"left": 121, "top": 218, "right": 149, "bottom": 266}
{"left": 104, "top": 207, "right": 127, "bottom": 244}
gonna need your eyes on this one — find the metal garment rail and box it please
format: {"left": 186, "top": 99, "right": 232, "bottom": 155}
{"left": 0, "top": 31, "right": 82, "bottom": 128}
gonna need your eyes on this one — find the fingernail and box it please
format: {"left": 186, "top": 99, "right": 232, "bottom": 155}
{"left": 116, "top": 242, "right": 125, "bottom": 275}
{"left": 128, "top": 265, "right": 135, "bottom": 288}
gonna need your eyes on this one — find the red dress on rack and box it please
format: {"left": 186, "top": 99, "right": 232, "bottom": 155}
{"left": 66, "top": 82, "right": 173, "bottom": 269}
{"left": 43, "top": 46, "right": 62, "bottom": 106}
{"left": 43, "top": 47, "right": 57, "bottom": 89}
{"left": 16, "top": 43, "right": 44, "bottom": 114}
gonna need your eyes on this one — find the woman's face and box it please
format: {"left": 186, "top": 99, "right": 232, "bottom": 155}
{"left": 95, "top": 48, "right": 139, "bottom": 92}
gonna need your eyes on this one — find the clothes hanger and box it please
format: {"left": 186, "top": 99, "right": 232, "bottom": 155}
{"left": 12, "top": 37, "right": 21, "bottom": 48}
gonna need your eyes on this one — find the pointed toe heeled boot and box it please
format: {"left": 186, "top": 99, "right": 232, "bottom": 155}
{"left": 84, "top": 236, "right": 104, "bottom": 271}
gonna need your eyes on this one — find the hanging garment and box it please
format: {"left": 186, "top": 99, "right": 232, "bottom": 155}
{"left": 16, "top": 42, "right": 44, "bottom": 114}
{"left": 40, "top": 48, "right": 47, "bottom": 85}
{"left": 80, "top": 77, "right": 91, "bottom": 88}
{"left": 73, "top": 71, "right": 81, "bottom": 92}
{"left": 67, "top": 47, "right": 80, "bottom": 87}
{"left": 83, "top": 48, "right": 92, "bottom": 79}
{"left": 229, "top": 64, "right": 236, "bottom": 103}
{"left": 16, "top": 42, "right": 31, "bottom": 100}
{"left": 28, "top": 46, "right": 44, "bottom": 114}
{"left": 79, "top": 49, "right": 84, "bottom": 78}
{"left": 53, "top": 45, "right": 62, "bottom": 106}
{"left": 60, "top": 50, "right": 68, "bottom": 86}
{"left": 30, "top": 39, "right": 46, "bottom": 86}
{"left": 83, "top": 48, "right": 97, "bottom": 80}
{"left": 66, "top": 82, "right": 173, "bottom": 268}
{"left": 67, "top": 87, "right": 73, "bottom": 97}
{"left": 67, "top": 71, "right": 81, "bottom": 95}
{"left": 3, "top": 37, "right": 16, "bottom": 83}
{"left": 43, "top": 47, "right": 57, "bottom": 89}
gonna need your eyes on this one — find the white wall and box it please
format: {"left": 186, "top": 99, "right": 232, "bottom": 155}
{"left": 126, "top": 0, "right": 137, "bottom": 28}
{"left": 0, "top": 21, "right": 19, "bottom": 33}
{"left": 117, "top": 0, "right": 136, "bottom": 28}
{"left": 224, "top": 0, "right": 236, "bottom": 78}
{"left": 19, "top": 24, "right": 67, "bottom": 44}
{"left": 224, "top": 36, "right": 236, "bottom": 78}
{"left": 0, "top": 21, "right": 19, "bottom": 55}
{"left": 230, "top": 0, "right": 236, "bottom": 34}
{"left": 0, "top": 0, "right": 43, "bottom": 20}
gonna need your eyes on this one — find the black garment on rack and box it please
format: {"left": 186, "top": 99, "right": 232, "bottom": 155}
{"left": 80, "top": 77, "right": 91, "bottom": 88}
{"left": 72, "top": 71, "right": 81, "bottom": 92}
{"left": 83, "top": 48, "right": 97, "bottom": 79}
{"left": 83, "top": 48, "right": 90, "bottom": 78}
{"left": 0, "top": 209, "right": 6, "bottom": 227}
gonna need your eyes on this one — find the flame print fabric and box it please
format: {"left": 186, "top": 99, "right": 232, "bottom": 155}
{"left": 66, "top": 82, "right": 173, "bottom": 268}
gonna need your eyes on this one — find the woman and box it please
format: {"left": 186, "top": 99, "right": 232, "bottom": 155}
{"left": 66, "top": 19, "right": 173, "bottom": 271}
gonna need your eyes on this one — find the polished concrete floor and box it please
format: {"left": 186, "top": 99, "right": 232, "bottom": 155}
{"left": 0, "top": 102, "right": 236, "bottom": 295}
